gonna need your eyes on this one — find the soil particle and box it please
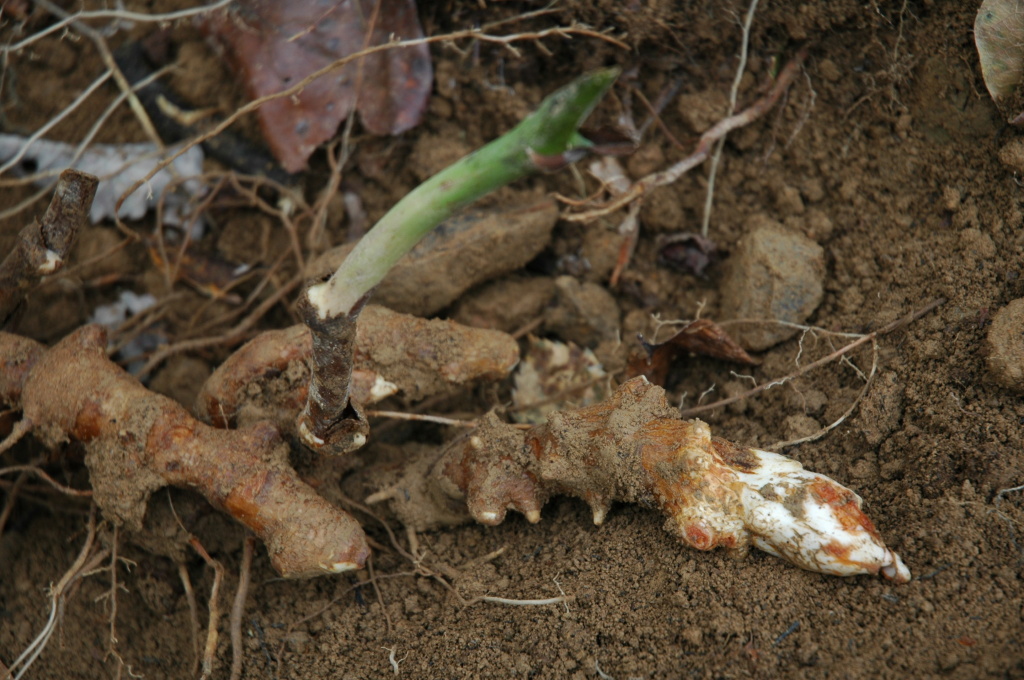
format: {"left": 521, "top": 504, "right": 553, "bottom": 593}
{"left": 578, "top": 224, "right": 622, "bottom": 282}
{"left": 73, "top": 225, "right": 135, "bottom": 281}
{"left": 719, "top": 215, "right": 825, "bottom": 351}
{"left": 626, "top": 142, "right": 665, "bottom": 178}
{"left": 958, "top": 227, "right": 997, "bottom": 262}
{"left": 775, "top": 184, "right": 806, "bottom": 215}
{"left": 781, "top": 413, "right": 821, "bottom": 441}
{"left": 803, "top": 208, "right": 835, "bottom": 241}
{"left": 407, "top": 127, "right": 474, "bottom": 181}
{"left": 639, "top": 184, "right": 687, "bottom": 232}
{"left": 855, "top": 371, "right": 905, "bottom": 447}
{"left": 676, "top": 88, "right": 730, "bottom": 133}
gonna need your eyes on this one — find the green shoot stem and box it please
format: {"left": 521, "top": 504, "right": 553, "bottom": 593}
{"left": 306, "top": 68, "right": 619, "bottom": 318}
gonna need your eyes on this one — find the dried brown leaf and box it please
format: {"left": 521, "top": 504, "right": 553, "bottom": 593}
{"left": 199, "top": 0, "right": 432, "bottom": 172}
{"left": 626, "top": 318, "right": 759, "bottom": 387}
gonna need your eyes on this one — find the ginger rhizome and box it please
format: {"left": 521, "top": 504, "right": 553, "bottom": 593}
{"left": 197, "top": 304, "right": 518, "bottom": 433}
{"left": 370, "top": 377, "right": 911, "bottom": 583}
{"left": 0, "top": 309, "right": 518, "bottom": 578}
{"left": 3, "top": 325, "right": 368, "bottom": 578}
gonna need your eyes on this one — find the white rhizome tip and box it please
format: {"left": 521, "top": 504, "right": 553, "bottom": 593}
{"left": 735, "top": 448, "right": 911, "bottom": 583}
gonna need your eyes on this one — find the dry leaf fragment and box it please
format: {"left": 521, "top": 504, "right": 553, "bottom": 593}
{"left": 657, "top": 232, "right": 718, "bottom": 276}
{"left": 512, "top": 337, "right": 609, "bottom": 425}
{"left": 199, "top": 0, "right": 432, "bottom": 172}
{"left": 627, "top": 318, "right": 759, "bottom": 387}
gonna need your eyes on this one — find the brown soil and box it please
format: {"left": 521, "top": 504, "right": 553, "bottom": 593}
{"left": 2, "top": 2, "right": 1024, "bottom": 679}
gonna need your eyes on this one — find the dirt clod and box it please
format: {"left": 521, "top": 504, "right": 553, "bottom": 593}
{"left": 544, "top": 275, "right": 621, "bottom": 348}
{"left": 453, "top": 275, "right": 555, "bottom": 333}
{"left": 998, "top": 138, "right": 1024, "bottom": 173}
{"left": 984, "top": 297, "right": 1024, "bottom": 392}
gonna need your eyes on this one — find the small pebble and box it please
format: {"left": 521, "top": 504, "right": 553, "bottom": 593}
{"left": 801, "top": 178, "right": 825, "bottom": 204}
{"left": 782, "top": 414, "right": 820, "bottom": 441}
{"left": 283, "top": 631, "right": 311, "bottom": 654}
{"left": 998, "top": 138, "right": 1024, "bottom": 174}
{"left": 958, "top": 228, "right": 996, "bottom": 260}
{"left": 818, "top": 58, "right": 842, "bottom": 82}
{"left": 719, "top": 216, "right": 825, "bottom": 351}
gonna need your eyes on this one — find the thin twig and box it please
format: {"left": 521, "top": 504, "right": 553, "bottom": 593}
{"left": 6, "top": 505, "right": 108, "bottom": 680}
{"left": 108, "top": 526, "right": 120, "bottom": 649}
{"left": 382, "top": 646, "right": 408, "bottom": 674}
{"left": 0, "top": 62, "right": 171, "bottom": 196}
{"left": 366, "top": 553, "right": 393, "bottom": 636}
{"left": 135, "top": 271, "right": 304, "bottom": 378}
{"left": 632, "top": 86, "right": 685, "bottom": 150}
{"left": 365, "top": 410, "right": 480, "bottom": 428}
{"left": 0, "top": 464, "right": 93, "bottom": 497}
{"left": 766, "top": 337, "right": 878, "bottom": 451}
{"left": 179, "top": 563, "right": 201, "bottom": 679}
{"left": 0, "top": 470, "right": 28, "bottom": 537}
{"left": 3, "top": 0, "right": 234, "bottom": 54}
{"left": 45, "top": 4, "right": 162, "bottom": 142}
{"left": 679, "top": 298, "right": 944, "bottom": 419}
{"left": 0, "top": 70, "right": 111, "bottom": 176}
{"left": 337, "top": 493, "right": 465, "bottom": 604}
{"left": 471, "top": 595, "right": 568, "bottom": 606}
{"left": 229, "top": 536, "right": 256, "bottom": 680}
{"left": 701, "top": 0, "right": 761, "bottom": 239}
{"left": 0, "top": 419, "right": 32, "bottom": 456}
{"left": 32, "top": 0, "right": 163, "bottom": 149}
{"left": 566, "top": 49, "right": 807, "bottom": 223}
{"left": 190, "top": 537, "right": 225, "bottom": 680}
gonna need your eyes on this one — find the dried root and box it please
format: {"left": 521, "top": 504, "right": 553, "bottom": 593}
{"left": 1, "top": 325, "right": 368, "bottom": 578}
{"left": 372, "top": 377, "right": 911, "bottom": 583}
{"left": 0, "top": 169, "right": 97, "bottom": 328}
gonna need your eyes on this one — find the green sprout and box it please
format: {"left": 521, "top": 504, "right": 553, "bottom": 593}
{"left": 296, "top": 68, "right": 620, "bottom": 453}
{"left": 306, "top": 67, "right": 619, "bottom": 317}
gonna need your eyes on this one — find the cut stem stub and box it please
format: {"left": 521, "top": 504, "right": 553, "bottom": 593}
{"left": 297, "top": 68, "right": 619, "bottom": 454}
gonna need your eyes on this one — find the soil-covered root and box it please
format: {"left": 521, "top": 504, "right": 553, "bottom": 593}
{"left": 196, "top": 304, "right": 520, "bottom": 431}
{"left": 372, "top": 377, "right": 911, "bottom": 583}
{"left": 1, "top": 325, "right": 368, "bottom": 578}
